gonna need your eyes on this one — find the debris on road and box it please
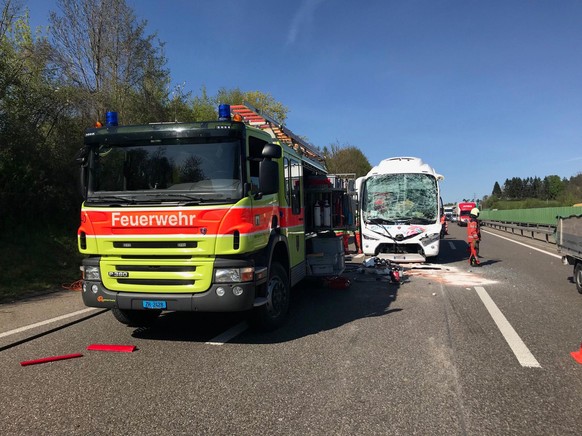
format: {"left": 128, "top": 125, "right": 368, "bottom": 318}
{"left": 20, "top": 353, "right": 83, "bottom": 366}
{"left": 358, "top": 257, "right": 404, "bottom": 284}
{"left": 87, "top": 344, "right": 137, "bottom": 353}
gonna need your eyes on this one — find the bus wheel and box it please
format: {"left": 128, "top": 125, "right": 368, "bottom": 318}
{"left": 575, "top": 262, "right": 582, "bottom": 294}
{"left": 112, "top": 308, "right": 161, "bottom": 327}
{"left": 251, "top": 262, "right": 290, "bottom": 331}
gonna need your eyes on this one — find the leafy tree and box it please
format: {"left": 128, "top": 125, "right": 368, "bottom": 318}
{"left": 563, "top": 173, "right": 582, "bottom": 204}
{"left": 215, "top": 87, "right": 288, "bottom": 123}
{"left": 322, "top": 142, "right": 371, "bottom": 177}
{"left": 49, "top": 0, "right": 170, "bottom": 124}
{"left": 542, "top": 175, "right": 564, "bottom": 200}
{"left": 0, "top": 1, "right": 77, "bottom": 227}
{"left": 192, "top": 85, "right": 217, "bottom": 121}
{"left": 163, "top": 82, "right": 194, "bottom": 122}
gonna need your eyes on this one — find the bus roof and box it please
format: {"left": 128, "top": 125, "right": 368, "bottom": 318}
{"left": 366, "top": 157, "right": 444, "bottom": 181}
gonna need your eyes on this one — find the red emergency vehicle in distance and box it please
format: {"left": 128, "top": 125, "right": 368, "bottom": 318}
{"left": 456, "top": 201, "right": 476, "bottom": 226}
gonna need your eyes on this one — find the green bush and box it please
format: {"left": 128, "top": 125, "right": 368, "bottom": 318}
{"left": 0, "top": 225, "right": 82, "bottom": 302}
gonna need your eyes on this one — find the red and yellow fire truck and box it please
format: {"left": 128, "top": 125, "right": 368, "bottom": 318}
{"left": 456, "top": 201, "right": 477, "bottom": 226}
{"left": 76, "top": 103, "right": 353, "bottom": 330}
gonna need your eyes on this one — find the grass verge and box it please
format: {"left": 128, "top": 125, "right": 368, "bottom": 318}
{"left": 0, "top": 226, "right": 83, "bottom": 303}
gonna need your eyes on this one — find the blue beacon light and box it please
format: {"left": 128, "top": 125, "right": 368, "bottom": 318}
{"left": 106, "top": 111, "right": 118, "bottom": 127}
{"left": 218, "top": 104, "right": 231, "bottom": 121}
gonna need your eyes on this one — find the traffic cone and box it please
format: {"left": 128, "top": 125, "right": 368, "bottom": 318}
{"left": 571, "top": 343, "right": 582, "bottom": 364}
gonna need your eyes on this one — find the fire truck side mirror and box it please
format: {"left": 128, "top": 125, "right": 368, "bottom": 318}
{"left": 262, "top": 144, "right": 282, "bottom": 159}
{"left": 79, "top": 165, "right": 88, "bottom": 199}
{"left": 75, "top": 147, "right": 89, "bottom": 200}
{"left": 258, "top": 144, "right": 281, "bottom": 196}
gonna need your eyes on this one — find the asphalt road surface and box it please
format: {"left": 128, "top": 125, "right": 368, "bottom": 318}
{"left": 1, "top": 224, "right": 581, "bottom": 435}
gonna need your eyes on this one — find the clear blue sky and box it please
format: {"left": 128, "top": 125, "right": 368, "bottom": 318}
{"left": 25, "top": 0, "right": 582, "bottom": 204}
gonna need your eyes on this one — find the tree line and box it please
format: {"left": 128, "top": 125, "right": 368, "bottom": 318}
{"left": 482, "top": 174, "right": 582, "bottom": 209}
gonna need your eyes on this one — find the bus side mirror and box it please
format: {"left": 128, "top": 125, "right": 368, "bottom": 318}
{"left": 355, "top": 177, "right": 364, "bottom": 200}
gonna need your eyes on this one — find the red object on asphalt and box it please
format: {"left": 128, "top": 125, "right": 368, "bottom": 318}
{"left": 20, "top": 353, "right": 83, "bottom": 366}
{"left": 326, "top": 276, "right": 351, "bottom": 289}
{"left": 87, "top": 344, "right": 137, "bottom": 353}
{"left": 571, "top": 344, "right": 582, "bottom": 364}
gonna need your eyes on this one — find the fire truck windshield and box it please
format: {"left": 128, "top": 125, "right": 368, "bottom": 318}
{"left": 89, "top": 139, "right": 242, "bottom": 202}
{"left": 362, "top": 173, "right": 438, "bottom": 223}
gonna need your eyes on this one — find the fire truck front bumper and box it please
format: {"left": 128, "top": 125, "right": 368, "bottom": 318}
{"left": 81, "top": 280, "right": 265, "bottom": 313}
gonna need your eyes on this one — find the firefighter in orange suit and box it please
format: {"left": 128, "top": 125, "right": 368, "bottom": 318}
{"left": 467, "top": 207, "right": 481, "bottom": 265}
{"left": 440, "top": 213, "right": 448, "bottom": 237}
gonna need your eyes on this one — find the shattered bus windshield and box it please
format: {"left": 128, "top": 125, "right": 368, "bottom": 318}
{"left": 362, "top": 173, "right": 438, "bottom": 222}
{"left": 90, "top": 139, "right": 242, "bottom": 201}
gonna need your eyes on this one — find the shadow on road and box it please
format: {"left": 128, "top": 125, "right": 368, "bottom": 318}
{"left": 130, "top": 265, "right": 402, "bottom": 344}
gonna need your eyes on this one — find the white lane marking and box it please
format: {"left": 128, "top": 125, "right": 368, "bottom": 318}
{"left": 206, "top": 322, "right": 248, "bottom": 345}
{"left": 0, "top": 308, "right": 100, "bottom": 339}
{"left": 482, "top": 230, "right": 561, "bottom": 259}
{"left": 448, "top": 241, "right": 456, "bottom": 250}
{"left": 474, "top": 286, "right": 541, "bottom": 368}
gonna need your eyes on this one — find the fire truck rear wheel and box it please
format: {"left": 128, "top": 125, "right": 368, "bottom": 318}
{"left": 112, "top": 307, "right": 161, "bottom": 327}
{"left": 575, "top": 262, "right": 582, "bottom": 294}
{"left": 251, "top": 262, "right": 290, "bottom": 331}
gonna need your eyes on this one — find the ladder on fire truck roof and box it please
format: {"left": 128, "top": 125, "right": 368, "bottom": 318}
{"left": 230, "top": 102, "right": 325, "bottom": 166}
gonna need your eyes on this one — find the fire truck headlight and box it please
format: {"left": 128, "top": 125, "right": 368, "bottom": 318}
{"left": 232, "top": 286, "right": 244, "bottom": 296}
{"left": 215, "top": 267, "right": 254, "bottom": 283}
{"left": 83, "top": 266, "right": 101, "bottom": 281}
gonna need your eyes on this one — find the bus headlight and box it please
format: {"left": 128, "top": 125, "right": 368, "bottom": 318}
{"left": 215, "top": 267, "right": 254, "bottom": 283}
{"left": 420, "top": 233, "right": 440, "bottom": 246}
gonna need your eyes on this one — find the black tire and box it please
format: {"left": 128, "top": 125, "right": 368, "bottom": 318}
{"left": 250, "top": 262, "right": 290, "bottom": 331}
{"left": 112, "top": 307, "right": 161, "bottom": 327}
{"left": 575, "top": 262, "right": 582, "bottom": 294}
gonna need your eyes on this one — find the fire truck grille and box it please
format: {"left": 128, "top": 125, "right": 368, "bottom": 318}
{"left": 115, "top": 265, "right": 196, "bottom": 273}
{"left": 117, "top": 279, "right": 195, "bottom": 286}
{"left": 101, "top": 259, "right": 212, "bottom": 293}
{"left": 113, "top": 241, "right": 197, "bottom": 249}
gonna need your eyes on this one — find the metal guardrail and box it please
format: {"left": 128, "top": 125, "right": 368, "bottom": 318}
{"left": 481, "top": 220, "right": 556, "bottom": 244}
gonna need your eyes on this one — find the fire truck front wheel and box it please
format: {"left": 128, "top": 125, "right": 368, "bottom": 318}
{"left": 251, "top": 262, "right": 290, "bottom": 331}
{"left": 112, "top": 307, "right": 161, "bottom": 327}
